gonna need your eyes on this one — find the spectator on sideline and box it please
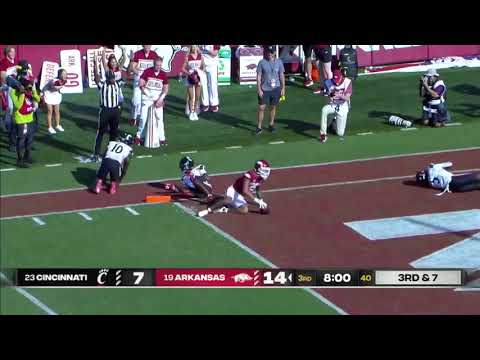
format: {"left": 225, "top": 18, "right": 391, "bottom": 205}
{"left": 419, "top": 68, "right": 449, "bottom": 127}
{"left": 92, "top": 68, "right": 121, "bottom": 162}
{"left": 199, "top": 45, "right": 221, "bottom": 113}
{"left": 128, "top": 45, "right": 158, "bottom": 126}
{"left": 181, "top": 45, "right": 205, "bottom": 121}
{"left": 0, "top": 46, "right": 18, "bottom": 152}
{"left": 319, "top": 69, "right": 352, "bottom": 143}
{"left": 302, "top": 45, "right": 314, "bottom": 87}
{"left": 311, "top": 45, "right": 334, "bottom": 94}
{"left": 42, "top": 68, "right": 67, "bottom": 134}
{"left": 136, "top": 56, "right": 169, "bottom": 146}
{"left": 255, "top": 45, "right": 285, "bottom": 135}
{"left": 11, "top": 73, "right": 40, "bottom": 168}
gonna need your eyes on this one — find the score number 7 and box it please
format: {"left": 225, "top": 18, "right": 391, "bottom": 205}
{"left": 133, "top": 272, "right": 144, "bottom": 285}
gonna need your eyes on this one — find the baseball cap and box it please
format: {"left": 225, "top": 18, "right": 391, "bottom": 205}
{"left": 265, "top": 45, "right": 276, "bottom": 53}
{"left": 425, "top": 68, "right": 439, "bottom": 77}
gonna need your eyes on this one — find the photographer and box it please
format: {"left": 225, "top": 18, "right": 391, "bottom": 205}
{"left": 10, "top": 74, "right": 40, "bottom": 168}
{"left": 419, "top": 69, "right": 448, "bottom": 127}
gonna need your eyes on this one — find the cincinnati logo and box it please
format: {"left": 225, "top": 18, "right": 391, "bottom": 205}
{"left": 97, "top": 269, "right": 109, "bottom": 285}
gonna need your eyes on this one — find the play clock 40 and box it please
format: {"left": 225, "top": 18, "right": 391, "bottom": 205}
{"left": 317, "top": 270, "right": 358, "bottom": 286}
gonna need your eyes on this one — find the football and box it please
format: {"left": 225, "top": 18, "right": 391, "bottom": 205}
{"left": 260, "top": 207, "right": 270, "bottom": 215}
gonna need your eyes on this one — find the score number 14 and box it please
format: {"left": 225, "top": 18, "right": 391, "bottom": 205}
{"left": 263, "top": 271, "right": 293, "bottom": 285}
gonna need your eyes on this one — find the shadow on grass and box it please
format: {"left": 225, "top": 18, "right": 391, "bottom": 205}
{"left": 275, "top": 118, "right": 318, "bottom": 139}
{"left": 450, "top": 84, "right": 480, "bottom": 96}
{"left": 449, "top": 103, "right": 480, "bottom": 118}
{"left": 368, "top": 110, "right": 417, "bottom": 122}
{"left": 71, "top": 167, "right": 97, "bottom": 186}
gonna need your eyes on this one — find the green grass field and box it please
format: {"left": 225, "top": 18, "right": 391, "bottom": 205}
{"left": 1, "top": 67, "right": 479, "bottom": 315}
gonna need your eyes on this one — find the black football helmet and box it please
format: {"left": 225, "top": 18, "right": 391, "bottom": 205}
{"left": 179, "top": 156, "right": 194, "bottom": 171}
{"left": 118, "top": 133, "right": 134, "bottom": 145}
{"left": 416, "top": 170, "right": 427, "bottom": 185}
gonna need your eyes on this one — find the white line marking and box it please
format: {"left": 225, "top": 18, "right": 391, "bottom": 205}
{"left": 2, "top": 146, "right": 480, "bottom": 198}
{"left": 357, "top": 132, "right": 373, "bottom": 136}
{"left": 0, "top": 168, "right": 16, "bottom": 172}
{"left": 45, "top": 163, "right": 62, "bottom": 167}
{"left": 173, "top": 202, "right": 348, "bottom": 315}
{"left": 136, "top": 155, "right": 152, "bottom": 159}
{"left": 225, "top": 146, "right": 243, "bottom": 149}
{"left": 78, "top": 212, "right": 92, "bottom": 221}
{"left": 181, "top": 150, "right": 197, "bottom": 154}
{"left": 0, "top": 272, "right": 58, "bottom": 315}
{"left": 2, "top": 168, "right": 480, "bottom": 221}
{"left": 32, "top": 217, "right": 46, "bottom": 226}
{"left": 269, "top": 141, "right": 285, "bottom": 144}
{"left": 125, "top": 207, "right": 140, "bottom": 216}
{"left": 445, "top": 123, "right": 462, "bottom": 127}
{"left": 400, "top": 127, "right": 418, "bottom": 131}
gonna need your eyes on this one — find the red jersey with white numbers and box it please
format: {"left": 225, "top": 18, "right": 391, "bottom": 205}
{"left": 233, "top": 170, "right": 264, "bottom": 194}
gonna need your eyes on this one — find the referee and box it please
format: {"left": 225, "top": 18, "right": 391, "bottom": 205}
{"left": 92, "top": 68, "right": 120, "bottom": 162}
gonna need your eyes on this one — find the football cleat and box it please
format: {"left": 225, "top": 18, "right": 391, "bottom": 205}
{"left": 319, "top": 133, "right": 328, "bottom": 143}
{"left": 197, "top": 209, "right": 210, "bottom": 218}
{"left": 93, "top": 179, "right": 103, "bottom": 194}
{"left": 133, "top": 136, "right": 141, "bottom": 145}
{"left": 109, "top": 181, "right": 118, "bottom": 195}
{"left": 303, "top": 79, "right": 314, "bottom": 87}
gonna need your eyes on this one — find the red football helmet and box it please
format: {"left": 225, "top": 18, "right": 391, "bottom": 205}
{"left": 254, "top": 160, "right": 271, "bottom": 180}
{"left": 332, "top": 69, "right": 344, "bottom": 86}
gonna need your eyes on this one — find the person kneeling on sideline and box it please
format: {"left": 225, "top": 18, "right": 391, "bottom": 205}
{"left": 198, "top": 160, "right": 271, "bottom": 217}
{"left": 415, "top": 161, "right": 480, "bottom": 196}
{"left": 91, "top": 133, "right": 134, "bottom": 195}
{"left": 319, "top": 69, "right": 352, "bottom": 143}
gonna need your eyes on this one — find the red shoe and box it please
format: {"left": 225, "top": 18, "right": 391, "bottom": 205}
{"left": 109, "top": 181, "right": 118, "bottom": 195}
{"left": 319, "top": 133, "right": 328, "bottom": 143}
{"left": 134, "top": 136, "right": 141, "bottom": 145}
{"left": 211, "top": 105, "right": 219, "bottom": 113}
{"left": 129, "top": 118, "right": 137, "bottom": 126}
{"left": 160, "top": 140, "right": 168, "bottom": 146}
{"left": 313, "top": 87, "right": 324, "bottom": 94}
{"left": 200, "top": 105, "right": 210, "bottom": 112}
{"left": 303, "top": 79, "right": 314, "bottom": 87}
{"left": 93, "top": 179, "right": 102, "bottom": 194}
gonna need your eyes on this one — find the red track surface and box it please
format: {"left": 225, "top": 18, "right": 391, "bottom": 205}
{"left": 2, "top": 149, "right": 479, "bottom": 314}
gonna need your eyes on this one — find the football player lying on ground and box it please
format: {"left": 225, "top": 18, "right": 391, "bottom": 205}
{"left": 197, "top": 160, "right": 271, "bottom": 217}
{"left": 91, "top": 133, "right": 134, "bottom": 195}
{"left": 415, "top": 161, "right": 480, "bottom": 195}
{"left": 163, "top": 156, "right": 218, "bottom": 203}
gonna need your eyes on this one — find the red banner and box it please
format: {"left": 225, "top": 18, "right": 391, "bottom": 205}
{"left": 155, "top": 268, "right": 262, "bottom": 287}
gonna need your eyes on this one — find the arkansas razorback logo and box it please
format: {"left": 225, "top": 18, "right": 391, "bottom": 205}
{"left": 246, "top": 63, "right": 257, "bottom": 70}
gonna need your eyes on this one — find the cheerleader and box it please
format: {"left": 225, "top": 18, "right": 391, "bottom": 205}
{"left": 102, "top": 48, "right": 126, "bottom": 103}
{"left": 181, "top": 45, "right": 205, "bottom": 121}
{"left": 43, "top": 68, "right": 67, "bottom": 134}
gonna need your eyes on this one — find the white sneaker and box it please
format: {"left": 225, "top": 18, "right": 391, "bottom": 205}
{"left": 55, "top": 125, "right": 64, "bottom": 132}
{"left": 198, "top": 209, "right": 210, "bottom": 218}
{"left": 193, "top": 112, "right": 199, "bottom": 121}
{"left": 48, "top": 127, "right": 56, "bottom": 134}
{"left": 189, "top": 112, "right": 195, "bottom": 121}
{"left": 213, "top": 207, "right": 229, "bottom": 214}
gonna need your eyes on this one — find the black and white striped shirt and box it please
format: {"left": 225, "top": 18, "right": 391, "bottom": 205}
{"left": 97, "top": 80, "right": 120, "bottom": 108}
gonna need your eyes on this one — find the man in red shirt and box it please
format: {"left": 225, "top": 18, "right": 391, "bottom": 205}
{"left": 197, "top": 160, "right": 271, "bottom": 217}
{"left": 128, "top": 45, "right": 158, "bottom": 126}
{"left": 136, "top": 56, "right": 169, "bottom": 146}
{"left": 0, "top": 46, "right": 18, "bottom": 151}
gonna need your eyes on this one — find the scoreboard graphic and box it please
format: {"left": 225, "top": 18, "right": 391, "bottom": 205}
{"left": 13, "top": 268, "right": 471, "bottom": 288}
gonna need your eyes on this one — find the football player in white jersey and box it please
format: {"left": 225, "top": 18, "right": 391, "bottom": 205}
{"left": 163, "top": 156, "right": 216, "bottom": 202}
{"left": 416, "top": 162, "right": 480, "bottom": 195}
{"left": 91, "top": 133, "right": 134, "bottom": 195}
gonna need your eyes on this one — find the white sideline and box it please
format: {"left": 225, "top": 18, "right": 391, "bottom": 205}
{"left": 1, "top": 146, "right": 479, "bottom": 199}
{"left": 0, "top": 272, "right": 58, "bottom": 315}
{"left": 173, "top": 202, "right": 348, "bottom": 315}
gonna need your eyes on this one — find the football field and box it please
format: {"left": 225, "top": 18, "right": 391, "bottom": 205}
{"left": 1, "top": 68, "right": 480, "bottom": 314}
